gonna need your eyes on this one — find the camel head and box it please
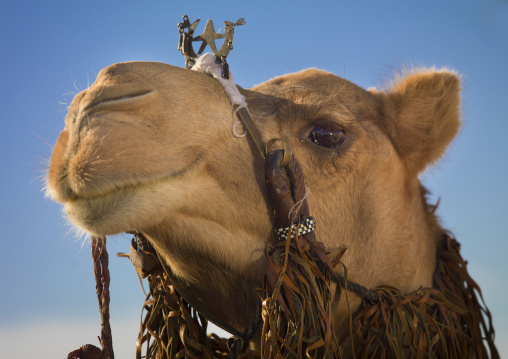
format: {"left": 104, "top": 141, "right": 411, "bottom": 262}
{"left": 47, "top": 61, "right": 461, "bottom": 336}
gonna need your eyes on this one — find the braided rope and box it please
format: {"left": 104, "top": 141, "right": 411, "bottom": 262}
{"left": 91, "top": 237, "right": 114, "bottom": 359}
{"left": 227, "top": 303, "right": 263, "bottom": 359}
{"left": 67, "top": 237, "right": 114, "bottom": 359}
{"left": 332, "top": 271, "right": 379, "bottom": 304}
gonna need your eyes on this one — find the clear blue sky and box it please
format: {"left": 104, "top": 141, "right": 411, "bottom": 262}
{"left": 1, "top": 1, "right": 507, "bottom": 357}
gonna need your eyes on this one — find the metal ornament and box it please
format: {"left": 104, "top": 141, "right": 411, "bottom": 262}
{"left": 178, "top": 15, "right": 245, "bottom": 79}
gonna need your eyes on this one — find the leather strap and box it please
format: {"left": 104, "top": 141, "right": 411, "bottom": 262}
{"left": 234, "top": 104, "right": 266, "bottom": 159}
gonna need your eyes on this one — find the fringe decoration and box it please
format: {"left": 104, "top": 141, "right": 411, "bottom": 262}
{"left": 124, "top": 236, "right": 254, "bottom": 359}
{"left": 343, "top": 234, "right": 499, "bottom": 358}
{"left": 260, "top": 224, "right": 344, "bottom": 358}
{"left": 136, "top": 270, "right": 230, "bottom": 359}
{"left": 130, "top": 232, "right": 499, "bottom": 358}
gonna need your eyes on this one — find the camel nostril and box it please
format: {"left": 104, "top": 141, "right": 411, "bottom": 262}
{"left": 81, "top": 89, "right": 156, "bottom": 114}
{"left": 80, "top": 64, "right": 158, "bottom": 115}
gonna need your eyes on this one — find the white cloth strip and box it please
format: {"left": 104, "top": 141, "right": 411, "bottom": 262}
{"left": 190, "top": 53, "right": 248, "bottom": 108}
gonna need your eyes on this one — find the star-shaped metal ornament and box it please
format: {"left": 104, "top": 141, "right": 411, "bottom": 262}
{"left": 194, "top": 19, "right": 225, "bottom": 55}
{"left": 178, "top": 15, "right": 245, "bottom": 78}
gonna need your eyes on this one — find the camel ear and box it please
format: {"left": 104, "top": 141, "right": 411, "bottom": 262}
{"left": 373, "top": 69, "right": 461, "bottom": 176}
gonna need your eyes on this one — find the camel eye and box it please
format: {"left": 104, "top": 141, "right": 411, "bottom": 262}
{"left": 309, "top": 124, "right": 346, "bottom": 149}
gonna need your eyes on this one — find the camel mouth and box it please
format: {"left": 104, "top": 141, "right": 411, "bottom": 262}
{"left": 61, "top": 155, "right": 204, "bottom": 235}
{"left": 69, "top": 154, "right": 204, "bottom": 202}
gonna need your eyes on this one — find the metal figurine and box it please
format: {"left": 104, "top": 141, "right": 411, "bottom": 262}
{"left": 178, "top": 15, "right": 245, "bottom": 78}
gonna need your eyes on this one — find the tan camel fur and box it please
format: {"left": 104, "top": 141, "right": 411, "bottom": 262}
{"left": 47, "top": 61, "right": 461, "bottom": 348}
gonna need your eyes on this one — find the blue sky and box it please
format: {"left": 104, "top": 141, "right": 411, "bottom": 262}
{"left": 1, "top": 1, "right": 507, "bottom": 357}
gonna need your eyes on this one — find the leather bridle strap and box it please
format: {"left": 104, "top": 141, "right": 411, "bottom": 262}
{"left": 233, "top": 104, "right": 266, "bottom": 159}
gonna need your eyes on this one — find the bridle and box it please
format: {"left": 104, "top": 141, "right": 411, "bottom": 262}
{"left": 175, "top": 16, "right": 380, "bottom": 355}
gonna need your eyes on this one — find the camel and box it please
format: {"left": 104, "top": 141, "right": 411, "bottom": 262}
{"left": 47, "top": 61, "right": 495, "bottom": 357}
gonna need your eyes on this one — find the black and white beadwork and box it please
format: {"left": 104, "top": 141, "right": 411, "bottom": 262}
{"left": 275, "top": 217, "right": 316, "bottom": 241}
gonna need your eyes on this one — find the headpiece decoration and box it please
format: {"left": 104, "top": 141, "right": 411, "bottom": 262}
{"left": 178, "top": 15, "right": 245, "bottom": 79}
